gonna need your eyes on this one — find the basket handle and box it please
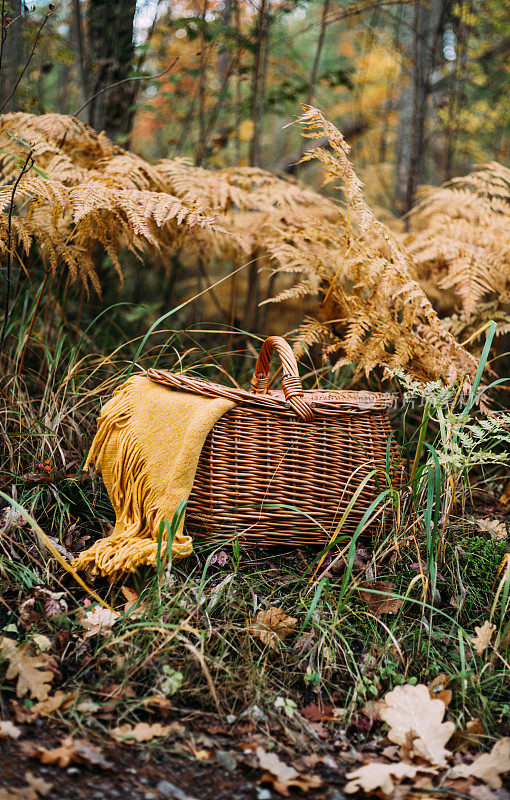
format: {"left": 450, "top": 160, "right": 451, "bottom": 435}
{"left": 250, "top": 336, "right": 314, "bottom": 422}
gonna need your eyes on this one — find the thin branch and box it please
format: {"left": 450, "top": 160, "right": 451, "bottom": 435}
{"left": 72, "top": 58, "right": 179, "bottom": 119}
{"left": 0, "top": 0, "right": 7, "bottom": 77}
{"left": 297, "top": 0, "right": 330, "bottom": 164}
{"left": 0, "top": 8, "right": 53, "bottom": 114}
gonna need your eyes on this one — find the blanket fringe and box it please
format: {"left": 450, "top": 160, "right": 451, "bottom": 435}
{"left": 73, "top": 378, "right": 193, "bottom": 579}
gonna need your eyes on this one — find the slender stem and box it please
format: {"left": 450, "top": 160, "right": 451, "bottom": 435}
{"left": 0, "top": 150, "right": 34, "bottom": 353}
{"left": 72, "top": 58, "right": 179, "bottom": 119}
{"left": 0, "top": 9, "right": 52, "bottom": 114}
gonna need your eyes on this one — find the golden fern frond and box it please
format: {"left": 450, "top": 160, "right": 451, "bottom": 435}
{"left": 1, "top": 112, "right": 343, "bottom": 300}
{"left": 408, "top": 163, "right": 510, "bottom": 325}
{"left": 266, "top": 106, "right": 478, "bottom": 384}
{"left": 0, "top": 157, "right": 228, "bottom": 294}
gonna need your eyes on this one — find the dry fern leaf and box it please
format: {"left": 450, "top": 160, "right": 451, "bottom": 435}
{"left": 266, "top": 107, "right": 477, "bottom": 384}
{"left": 407, "top": 163, "right": 510, "bottom": 327}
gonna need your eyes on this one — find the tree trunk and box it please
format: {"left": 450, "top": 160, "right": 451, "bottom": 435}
{"left": 297, "top": 0, "right": 330, "bottom": 164}
{"left": 86, "top": 0, "right": 137, "bottom": 141}
{"left": 196, "top": 0, "right": 208, "bottom": 165}
{"left": 70, "top": 0, "right": 89, "bottom": 122}
{"left": 394, "top": 0, "right": 446, "bottom": 219}
{"left": 0, "top": 0, "right": 24, "bottom": 112}
{"left": 249, "top": 0, "right": 270, "bottom": 167}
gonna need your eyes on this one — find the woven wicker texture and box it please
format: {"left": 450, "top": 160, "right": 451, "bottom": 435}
{"left": 148, "top": 337, "right": 397, "bottom": 545}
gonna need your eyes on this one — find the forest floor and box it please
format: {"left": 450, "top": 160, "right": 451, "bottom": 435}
{"left": 1, "top": 482, "right": 509, "bottom": 800}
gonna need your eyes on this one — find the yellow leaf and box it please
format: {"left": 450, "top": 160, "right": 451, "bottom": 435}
{"left": 238, "top": 119, "right": 254, "bottom": 143}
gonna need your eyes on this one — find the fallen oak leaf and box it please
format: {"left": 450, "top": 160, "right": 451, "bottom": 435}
{"left": 142, "top": 694, "right": 173, "bottom": 715}
{"left": 246, "top": 607, "right": 297, "bottom": 649}
{"left": 476, "top": 518, "right": 507, "bottom": 540}
{"left": 24, "top": 772, "right": 53, "bottom": 798}
{"left": 120, "top": 586, "right": 148, "bottom": 617}
{"left": 256, "top": 746, "right": 322, "bottom": 797}
{"left": 471, "top": 621, "right": 496, "bottom": 655}
{"left": 450, "top": 737, "right": 510, "bottom": 790}
{"left": 0, "top": 720, "right": 22, "bottom": 739}
{"left": 110, "top": 722, "right": 178, "bottom": 742}
{"left": 428, "top": 673, "right": 452, "bottom": 707}
{"left": 11, "top": 691, "right": 75, "bottom": 723}
{"left": 80, "top": 606, "right": 119, "bottom": 638}
{"left": 450, "top": 718, "right": 485, "bottom": 751}
{"left": 21, "top": 736, "right": 113, "bottom": 769}
{"left": 376, "top": 683, "right": 455, "bottom": 767}
{"left": 0, "top": 771, "right": 53, "bottom": 800}
{"left": 358, "top": 581, "right": 403, "bottom": 617}
{"left": 344, "top": 761, "right": 436, "bottom": 797}
{"left": 0, "top": 638, "right": 59, "bottom": 701}
{"left": 299, "top": 701, "right": 333, "bottom": 722}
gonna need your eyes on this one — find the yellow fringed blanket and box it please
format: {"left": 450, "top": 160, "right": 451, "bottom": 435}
{"left": 73, "top": 375, "right": 235, "bottom": 578}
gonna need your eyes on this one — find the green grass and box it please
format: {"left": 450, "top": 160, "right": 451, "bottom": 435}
{"left": 0, "top": 292, "right": 509, "bottom": 748}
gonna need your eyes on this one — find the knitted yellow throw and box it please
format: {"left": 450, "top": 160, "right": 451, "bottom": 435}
{"left": 72, "top": 375, "right": 235, "bottom": 578}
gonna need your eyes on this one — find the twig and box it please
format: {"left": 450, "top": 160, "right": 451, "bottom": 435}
{"left": 0, "top": 8, "right": 53, "bottom": 114}
{"left": 73, "top": 58, "right": 179, "bottom": 119}
{"left": 0, "top": 149, "right": 33, "bottom": 353}
{"left": 411, "top": 788, "right": 475, "bottom": 800}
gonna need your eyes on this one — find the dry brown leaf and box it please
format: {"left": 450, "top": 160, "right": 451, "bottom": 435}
{"left": 358, "top": 581, "right": 403, "bottom": 617}
{"left": 0, "top": 771, "right": 53, "bottom": 800}
{"left": 143, "top": 695, "right": 173, "bottom": 714}
{"left": 22, "top": 736, "right": 113, "bottom": 769}
{"left": 344, "top": 761, "right": 435, "bottom": 797}
{"left": 121, "top": 586, "right": 148, "bottom": 617}
{"left": 246, "top": 607, "right": 297, "bottom": 648}
{"left": 499, "top": 479, "right": 510, "bottom": 505}
{"left": 450, "top": 737, "right": 510, "bottom": 789}
{"left": 300, "top": 701, "right": 334, "bottom": 722}
{"left": 0, "top": 720, "right": 21, "bottom": 739}
{"left": 428, "top": 673, "right": 452, "bottom": 707}
{"left": 256, "top": 746, "right": 322, "bottom": 796}
{"left": 451, "top": 718, "right": 485, "bottom": 751}
{"left": 0, "top": 638, "right": 59, "bottom": 701}
{"left": 471, "top": 622, "right": 496, "bottom": 655}
{"left": 80, "top": 607, "right": 120, "bottom": 638}
{"left": 468, "top": 786, "right": 498, "bottom": 800}
{"left": 12, "top": 691, "right": 75, "bottom": 723}
{"left": 110, "top": 722, "right": 177, "bottom": 742}
{"left": 24, "top": 773, "right": 53, "bottom": 798}
{"left": 75, "top": 699, "right": 102, "bottom": 714}
{"left": 376, "top": 683, "right": 455, "bottom": 767}
{"left": 476, "top": 518, "right": 507, "bottom": 539}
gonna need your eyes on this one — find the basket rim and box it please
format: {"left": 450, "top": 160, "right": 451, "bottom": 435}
{"left": 147, "top": 368, "right": 393, "bottom": 414}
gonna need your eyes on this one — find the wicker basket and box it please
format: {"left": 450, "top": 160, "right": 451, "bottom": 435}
{"left": 147, "top": 336, "right": 397, "bottom": 546}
